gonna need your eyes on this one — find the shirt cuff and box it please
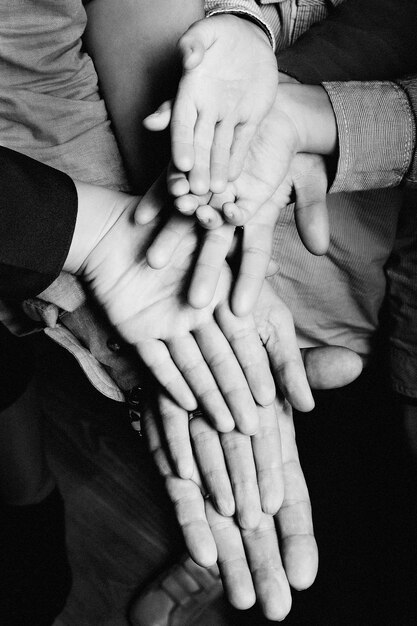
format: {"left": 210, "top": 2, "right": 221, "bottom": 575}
{"left": 204, "top": 1, "right": 277, "bottom": 50}
{"left": 322, "top": 80, "right": 415, "bottom": 193}
{"left": 396, "top": 76, "right": 417, "bottom": 188}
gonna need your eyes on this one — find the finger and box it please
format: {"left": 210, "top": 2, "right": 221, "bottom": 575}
{"left": 231, "top": 224, "right": 274, "bottom": 317}
{"left": 188, "top": 115, "right": 216, "bottom": 196}
{"left": 167, "top": 161, "right": 190, "bottom": 198}
{"left": 167, "top": 334, "right": 235, "bottom": 433}
{"left": 210, "top": 122, "right": 235, "bottom": 194}
{"left": 193, "top": 320, "right": 260, "bottom": 435}
{"left": 228, "top": 122, "right": 256, "bottom": 181}
{"left": 188, "top": 223, "right": 235, "bottom": 309}
{"left": 230, "top": 197, "right": 280, "bottom": 317}
{"left": 205, "top": 500, "right": 256, "bottom": 610}
{"left": 137, "top": 339, "right": 197, "bottom": 412}
{"left": 142, "top": 404, "right": 174, "bottom": 478}
{"left": 251, "top": 402, "right": 284, "bottom": 515}
{"left": 166, "top": 475, "right": 217, "bottom": 567}
{"left": 259, "top": 296, "right": 315, "bottom": 412}
{"left": 302, "top": 345, "right": 363, "bottom": 390}
{"left": 189, "top": 416, "right": 235, "bottom": 517}
{"left": 220, "top": 428, "right": 262, "bottom": 529}
{"left": 195, "top": 204, "right": 224, "bottom": 230}
{"left": 146, "top": 213, "right": 193, "bottom": 269}
{"left": 275, "top": 398, "right": 318, "bottom": 591}
{"left": 178, "top": 31, "right": 207, "bottom": 71}
{"left": 134, "top": 171, "right": 168, "bottom": 225}
{"left": 171, "top": 93, "right": 197, "bottom": 172}
{"left": 222, "top": 201, "right": 250, "bottom": 227}
{"left": 174, "top": 194, "right": 200, "bottom": 216}
{"left": 293, "top": 156, "right": 329, "bottom": 255}
{"left": 143, "top": 99, "right": 173, "bottom": 132}
{"left": 215, "top": 301, "right": 275, "bottom": 406}
{"left": 157, "top": 392, "right": 194, "bottom": 479}
{"left": 241, "top": 513, "right": 292, "bottom": 622}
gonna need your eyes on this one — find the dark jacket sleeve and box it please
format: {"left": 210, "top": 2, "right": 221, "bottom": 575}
{"left": 276, "top": 0, "right": 417, "bottom": 84}
{"left": 0, "top": 146, "right": 78, "bottom": 299}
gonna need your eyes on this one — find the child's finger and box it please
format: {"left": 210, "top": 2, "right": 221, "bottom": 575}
{"left": 293, "top": 155, "right": 329, "bottom": 255}
{"left": 178, "top": 19, "right": 215, "bottom": 71}
{"left": 167, "top": 161, "right": 190, "bottom": 197}
{"left": 210, "top": 122, "right": 235, "bottom": 194}
{"left": 188, "top": 115, "right": 216, "bottom": 195}
{"left": 196, "top": 205, "right": 224, "bottom": 230}
{"left": 171, "top": 94, "right": 198, "bottom": 172}
{"left": 174, "top": 194, "right": 201, "bottom": 216}
{"left": 178, "top": 35, "right": 206, "bottom": 71}
{"left": 223, "top": 201, "right": 254, "bottom": 226}
{"left": 143, "top": 100, "right": 173, "bottom": 131}
{"left": 228, "top": 122, "right": 256, "bottom": 181}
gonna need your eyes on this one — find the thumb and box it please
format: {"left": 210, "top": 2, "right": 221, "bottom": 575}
{"left": 143, "top": 100, "right": 172, "bottom": 132}
{"left": 178, "top": 32, "right": 206, "bottom": 70}
{"left": 301, "top": 346, "right": 363, "bottom": 390}
{"left": 293, "top": 154, "right": 329, "bottom": 255}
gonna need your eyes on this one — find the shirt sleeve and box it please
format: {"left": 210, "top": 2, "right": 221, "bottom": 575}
{"left": 204, "top": 0, "right": 279, "bottom": 49}
{"left": 0, "top": 146, "right": 78, "bottom": 299}
{"left": 276, "top": 0, "right": 417, "bottom": 84}
{"left": 321, "top": 80, "right": 416, "bottom": 193}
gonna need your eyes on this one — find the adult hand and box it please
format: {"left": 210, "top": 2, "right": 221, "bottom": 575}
{"left": 142, "top": 274, "right": 361, "bottom": 483}
{"left": 143, "top": 344, "right": 362, "bottom": 620}
{"left": 140, "top": 85, "right": 335, "bottom": 315}
{"left": 78, "top": 191, "right": 275, "bottom": 437}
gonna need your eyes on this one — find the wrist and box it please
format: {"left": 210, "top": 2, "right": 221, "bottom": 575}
{"left": 276, "top": 84, "right": 338, "bottom": 155}
{"left": 208, "top": 12, "right": 272, "bottom": 48}
{"left": 63, "top": 181, "right": 138, "bottom": 275}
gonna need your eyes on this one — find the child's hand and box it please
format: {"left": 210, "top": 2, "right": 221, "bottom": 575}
{"left": 144, "top": 154, "right": 329, "bottom": 316}
{"left": 187, "top": 153, "right": 329, "bottom": 316}
{"left": 143, "top": 14, "right": 278, "bottom": 195}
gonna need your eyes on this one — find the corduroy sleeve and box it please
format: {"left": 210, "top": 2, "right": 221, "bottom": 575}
{"left": 322, "top": 80, "right": 416, "bottom": 193}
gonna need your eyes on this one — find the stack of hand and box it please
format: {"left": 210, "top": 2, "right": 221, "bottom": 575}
{"left": 65, "top": 14, "right": 360, "bottom": 621}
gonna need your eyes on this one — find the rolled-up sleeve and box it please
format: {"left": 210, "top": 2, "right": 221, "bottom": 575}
{"left": 322, "top": 80, "right": 416, "bottom": 193}
{"left": 396, "top": 77, "right": 417, "bottom": 188}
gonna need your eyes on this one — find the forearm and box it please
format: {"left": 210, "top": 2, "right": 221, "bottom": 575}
{"left": 63, "top": 182, "right": 132, "bottom": 275}
{"left": 277, "top": 79, "right": 417, "bottom": 194}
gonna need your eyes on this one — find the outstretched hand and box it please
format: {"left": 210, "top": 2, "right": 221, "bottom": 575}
{"left": 144, "top": 341, "right": 362, "bottom": 620}
{"left": 140, "top": 83, "right": 336, "bottom": 316}
{"left": 78, "top": 190, "right": 275, "bottom": 437}
{"left": 143, "top": 14, "right": 278, "bottom": 195}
